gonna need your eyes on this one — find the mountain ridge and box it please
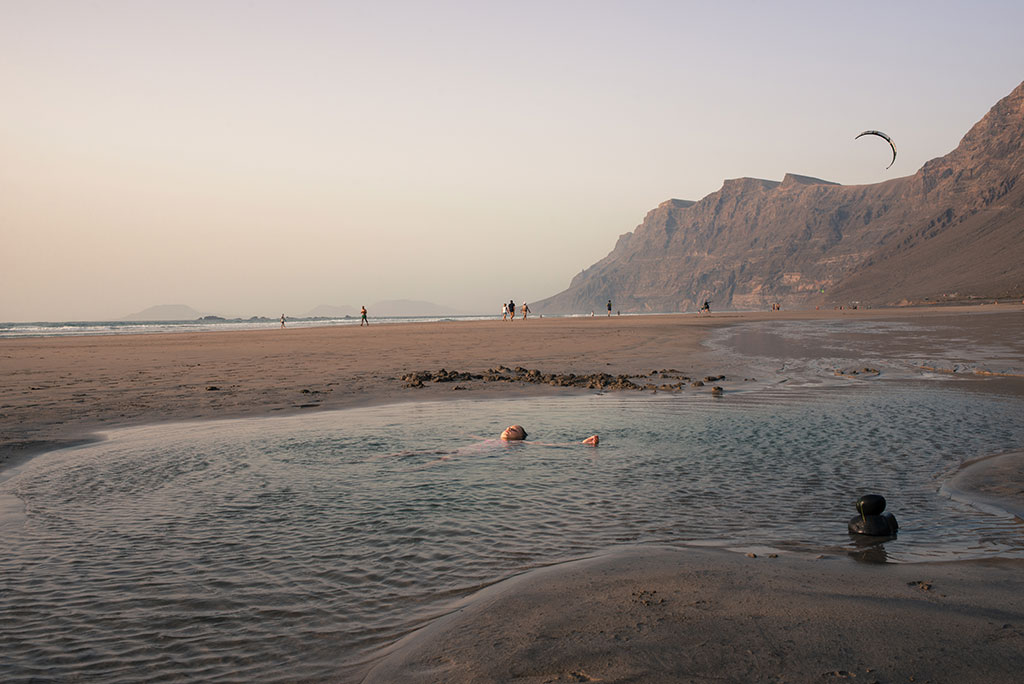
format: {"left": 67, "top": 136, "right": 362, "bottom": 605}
{"left": 536, "top": 80, "right": 1024, "bottom": 312}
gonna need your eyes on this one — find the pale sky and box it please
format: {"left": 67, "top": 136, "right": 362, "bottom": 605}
{"left": 2, "top": 1, "right": 1022, "bottom": 321}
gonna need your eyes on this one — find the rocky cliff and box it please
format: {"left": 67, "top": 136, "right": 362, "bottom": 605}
{"left": 536, "top": 81, "right": 1024, "bottom": 312}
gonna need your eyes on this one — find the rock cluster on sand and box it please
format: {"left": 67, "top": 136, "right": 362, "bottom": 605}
{"left": 834, "top": 367, "right": 881, "bottom": 378}
{"left": 401, "top": 369, "right": 482, "bottom": 387}
{"left": 402, "top": 366, "right": 641, "bottom": 390}
{"left": 401, "top": 366, "right": 729, "bottom": 393}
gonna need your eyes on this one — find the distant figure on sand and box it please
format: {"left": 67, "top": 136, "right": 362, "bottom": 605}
{"left": 280, "top": 314, "right": 286, "bottom": 328}
{"left": 360, "top": 306, "right": 369, "bottom": 326}
{"left": 502, "top": 302, "right": 509, "bottom": 320}
{"left": 509, "top": 300, "right": 516, "bottom": 320}
{"left": 607, "top": 299, "right": 612, "bottom": 316}
{"left": 522, "top": 302, "right": 531, "bottom": 319}
{"left": 701, "top": 300, "right": 711, "bottom": 313}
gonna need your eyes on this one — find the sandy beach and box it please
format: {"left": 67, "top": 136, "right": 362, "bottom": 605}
{"left": 0, "top": 308, "right": 873, "bottom": 464}
{"left": 3, "top": 305, "right": 1024, "bottom": 682}
{"left": 1, "top": 311, "right": 726, "bottom": 464}
{"left": 5, "top": 305, "right": 1022, "bottom": 463}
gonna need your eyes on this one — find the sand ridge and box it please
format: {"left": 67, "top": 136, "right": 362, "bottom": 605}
{"left": 361, "top": 545, "right": 1024, "bottom": 683}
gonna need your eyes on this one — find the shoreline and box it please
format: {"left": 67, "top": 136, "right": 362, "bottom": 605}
{"left": 4, "top": 305, "right": 1024, "bottom": 683}
{"left": 4, "top": 305, "right": 1023, "bottom": 517}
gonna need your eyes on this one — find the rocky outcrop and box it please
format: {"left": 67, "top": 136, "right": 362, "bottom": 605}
{"left": 536, "top": 81, "right": 1024, "bottom": 312}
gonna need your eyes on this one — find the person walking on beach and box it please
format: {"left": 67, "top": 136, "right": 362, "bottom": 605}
{"left": 280, "top": 314, "right": 286, "bottom": 328}
{"left": 502, "top": 302, "right": 509, "bottom": 320}
{"left": 509, "top": 300, "right": 516, "bottom": 320}
{"left": 607, "top": 299, "right": 612, "bottom": 316}
{"left": 360, "top": 306, "right": 369, "bottom": 326}
{"left": 522, "top": 302, "right": 530, "bottom": 319}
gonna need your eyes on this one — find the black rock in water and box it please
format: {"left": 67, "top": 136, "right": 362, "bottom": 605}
{"left": 848, "top": 494, "right": 899, "bottom": 537}
{"left": 856, "top": 494, "right": 887, "bottom": 516}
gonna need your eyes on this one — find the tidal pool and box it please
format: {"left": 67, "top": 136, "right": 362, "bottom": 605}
{"left": 2, "top": 383, "right": 1022, "bottom": 682}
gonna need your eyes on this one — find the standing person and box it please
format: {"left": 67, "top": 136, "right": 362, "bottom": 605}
{"left": 509, "top": 300, "right": 516, "bottom": 320}
{"left": 607, "top": 299, "right": 612, "bottom": 316}
{"left": 280, "top": 314, "right": 286, "bottom": 328}
{"left": 502, "top": 302, "right": 508, "bottom": 320}
{"left": 522, "top": 302, "right": 530, "bottom": 319}
{"left": 360, "top": 306, "right": 369, "bottom": 326}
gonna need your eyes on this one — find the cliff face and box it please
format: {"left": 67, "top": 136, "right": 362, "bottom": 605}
{"left": 536, "top": 81, "right": 1024, "bottom": 312}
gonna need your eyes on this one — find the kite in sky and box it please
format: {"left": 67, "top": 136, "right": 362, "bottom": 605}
{"left": 855, "top": 130, "right": 897, "bottom": 169}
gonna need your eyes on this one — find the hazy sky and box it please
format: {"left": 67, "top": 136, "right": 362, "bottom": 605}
{"left": 3, "top": 1, "right": 1023, "bottom": 321}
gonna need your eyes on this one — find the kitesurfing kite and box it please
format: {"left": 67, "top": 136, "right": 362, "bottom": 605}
{"left": 855, "top": 130, "right": 896, "bottom": 169}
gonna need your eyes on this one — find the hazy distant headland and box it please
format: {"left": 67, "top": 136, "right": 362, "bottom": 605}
{"left": 535, "top": 80, "right": 1024, "bottom": 314}
{"left": 123, "top": 299, "right": 467, "bottom": 322}
{"left": 121, "top": 304, "right": 213, "bottom": 321}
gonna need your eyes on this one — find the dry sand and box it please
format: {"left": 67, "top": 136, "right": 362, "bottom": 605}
{"left": 3, "top": 305, "right": 1024, "bottom": 682}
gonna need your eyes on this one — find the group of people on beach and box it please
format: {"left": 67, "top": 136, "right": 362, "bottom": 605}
{"left": 502, "top": 300, "right": 530, "bottom": 320}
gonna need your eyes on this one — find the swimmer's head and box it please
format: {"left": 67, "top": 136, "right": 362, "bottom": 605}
{"left": 500, "top": 425, "right": 527, "bottom": 441}
{"left": 581, "top": 435, "right": 599, "bottom": 446}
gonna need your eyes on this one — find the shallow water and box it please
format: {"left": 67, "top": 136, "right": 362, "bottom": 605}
{"left": 2, "top": 384, "right": 1023, "bottom": 682}
{"left": 711, "top": 314, "right": 1024, "bottom": 379}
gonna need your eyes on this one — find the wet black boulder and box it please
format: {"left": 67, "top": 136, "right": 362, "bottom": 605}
{"left": 848, "top": 494, "right": 899, "bottom": 537}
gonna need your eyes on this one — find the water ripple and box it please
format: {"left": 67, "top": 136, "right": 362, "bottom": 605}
{"left": 2, "top": 387, "right": 1023, "bottom": 682}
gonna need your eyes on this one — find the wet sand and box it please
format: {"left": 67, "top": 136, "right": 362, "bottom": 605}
{"left": 363, "top": 546, "right": 1024, "bottom": 683}
{"left": 3, "top": 304, "right": 1024, "bottom": 682}
{"left": 943, "top": 450, "right": 1024, "bottom": 521}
